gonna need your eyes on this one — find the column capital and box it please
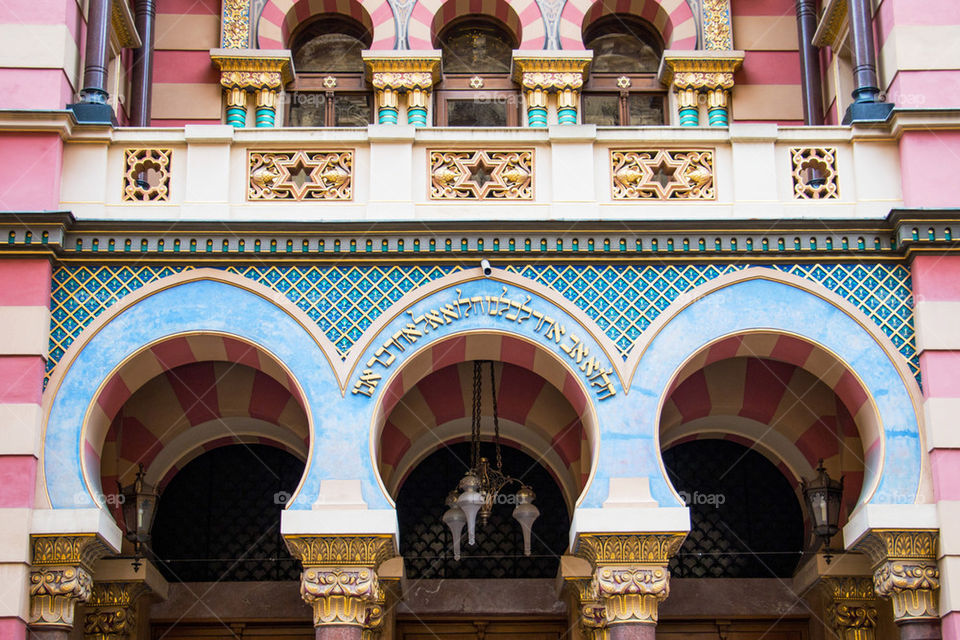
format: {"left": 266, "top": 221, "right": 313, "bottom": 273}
{"left": 855, "top": 529, "right": 940, "bottom": 623}
{"left": 821, "top": 576, "right": 879, "bottom": 640}
{"left": 511, "top": 53, "right": 592, "bottom": 92}
{"left": 657, "top": 51, "right": 744, "bottom": 91}
{"left": 574, "top": 533, "right": 686, "bottom": 566}
{"left": 29, "top": 535, "right": 113, "bottom": 630}
{"left": 363, "top": 51, "right": 442, "bottom": 90}
{"left": 285, "top": 535, "right": 397, "bottom": 630}
{"left": 82, "top": 582, "right": 150, "bottom": 640}
{"left": 210, "top": 48, "right": 294, "bottom": 90}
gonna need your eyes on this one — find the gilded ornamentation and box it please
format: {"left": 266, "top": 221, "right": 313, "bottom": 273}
{"left": 791, "top": 147, "right": 839, "bottom": 200}
{"left": 856, "top": 530, "right": 940, "bottom": 623}
{"left": 659, "top": 55, "right": 744, "bottom": 91}
{"left": 430, "top": 150, "right": 534, "bottom": 200}
{"left": 122, "top": 148, "right": 172, "bottom": 203}
{"left": 702, "top": 0, "right": 733, "bottom": 50}
{"left": 470, "top": 76, "right": 484, "bottom": 89}
{"left": 211, "top": 51, "right": 293, "bottom": 91}
{"left": 220, "top": 0, "right": 250, "bottom": 48}
{"left": 110, "top": 0, "right": 141, "bottom": 49}
{"left": 361, "top": 586, "right": 388, "bottom": 640}
{"left": 30, "top": 535, "right": 111, "bottom": 629}
{"left": 519, "top": 72, "right": 585, "bottom": 91}
{"left": 301, "top": 567, "right": 378, "bottom": 626}
{"left": 566, "top": 578, "right": 606, "bottom": 638}
{"left": 284, "top": 535, "right": 396, "bottom": 568}
{"left": 616, "top": 76, "right": 631, "bottom": 89}
{"left": 371, "top": 72, "right": 435, "bottom": 91}
{"left": 822, "top": 577, "right": 878, "bottom": 640}
{"left": 813, "top": 0, "right": 848, "bottom": 48}
{"left": 30, "top": 567, "right": 94, "bottom": 627}
{"left": 611, "top": 149, "right": 715, "bottom": 200}
{"left": 575, "top": 534, "right": 686, "bottom": 566}
{"left": 83, "top": 582, "right": 149, "bottom": 640}
{"left": 248, "top": 150, "right": 353, "bottom": 200}
{"left": 594, "top": 565, "right": 669, "bottom": 624}
{"left": 323, "top": 76, "right": 337, "bottom": 89}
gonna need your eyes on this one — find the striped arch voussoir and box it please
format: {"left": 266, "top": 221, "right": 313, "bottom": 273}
{"left": 558, "top": 0, "right": 697, "bottom": 50}
{"left": 256, "top": 0, "right": 395, "bottom": 50}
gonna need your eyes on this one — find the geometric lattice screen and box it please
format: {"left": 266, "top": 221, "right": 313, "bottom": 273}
{"left": 48, "top": 263, "right": 918, "bottom": 384}
{"left": 150, "top": 445, "right": 304, "bottom": 582}
{"left": 663, "top": 439, "right": 805, "bottom": 579}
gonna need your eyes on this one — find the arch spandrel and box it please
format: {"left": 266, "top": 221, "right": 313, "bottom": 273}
{"left": 40, "top": 271, "right": 344, "bottom": 512}
{"left": 618, "top": 269, "right": 927, "bottom": 517}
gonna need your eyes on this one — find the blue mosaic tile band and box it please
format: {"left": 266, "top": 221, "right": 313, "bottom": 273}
{"left": 48, "top": 263, "right": 917, "bottom": 384}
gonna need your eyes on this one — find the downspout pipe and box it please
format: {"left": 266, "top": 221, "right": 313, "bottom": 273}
{"left": 795, "top": 0, "right": 824, "bottom": 125}
{"left": 842, "top": 0, "right": 893, "bottom": 123}
{"left": 69, "top": 0, "right": 116, "bottom": 123}
{"left": 130, "top": 0, "right": 157, "bottom": 127}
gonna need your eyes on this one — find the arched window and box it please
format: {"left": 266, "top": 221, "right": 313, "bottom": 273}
{"left": 434, "top": 16, "right": 521, "bottom": 126}
{"left": 287, "top": 15, "right": 373, "bottom": 127}
{"left": 581, "top": 15, "right": 665, "bottom": 125}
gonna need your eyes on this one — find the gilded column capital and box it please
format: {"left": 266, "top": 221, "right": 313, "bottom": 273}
{"left": 30, "top": 535, "right": 112, "bottom": 630}
{"left": 83, "top": 582, "right": 150, "bottom": 640}
{"left": 511, "top": 55, "right": 592, "bottom": 92}
{"left": 565, "top": 577, "right": 607, "bottom": 640}
{"left": 821, "top": 576, "right": 879, "bottom": 640}
{"left": 855, "top": 530, "right": 940, "bottom": 623}
{"left": 574, "top": 533, "right": 685, "bottom": 626}
{"left": 658, "top": 52, "right": 744, "bottom": 91}
{"left": 285, "top": 535, "right": 397, "bottom": 629}
{"left": 363, "top": 53, "right": 442, "bottom": 91}
{"left": 574, "top": 533, "right": 686, "bottom": 566}
{"left": 211, "top": 49, "right": 294, "bottom": 91}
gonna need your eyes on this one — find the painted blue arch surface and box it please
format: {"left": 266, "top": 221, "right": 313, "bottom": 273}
{"left": 585, "top": 276, "right": 921, "bottom": 509}
{"left": 43, "top": 279, "right": 358, "bottom": 510}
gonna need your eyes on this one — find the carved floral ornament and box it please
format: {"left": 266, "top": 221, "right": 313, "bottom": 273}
{"left": 220, "top": 0, "right": 251, "bottom": 48}
{"left": 612, "top": 149, "right": 715, "bottom": 200}
{"left": 371, "top": 71, "right": 434, "bottom": 91}
{"left": 659, "top": 54, "right": 744, "bottom": 91}
{"left": 512, "top": 56, "right": 591, "bottom": 93}
{"left": 29, "top": 535, "right": 112, "bottom": 628}
{"left": 211, "top": 51, "right": 293, "bottom": 91}
{"left": 364, "top": 56, "right": 441, "bottom": 92}
{"left": 821, "top": 577, "right": 879, "bottom": 635}
{"left": 430, "top": 149, "right": 533, "bottom": 200}
{"left": 83, "top": 582, "right": 150, "bottom": 640}
{"left": 574, "top": 533, "right": 687, "bottom": 566}
{"left": 248, "top": 150, "right": 353, "bottom": 200}
{"left": 856, "top": 529, "right": 941, "bottom": 622}
{"left": 702, "top": 0, "right": 734, "bottom": 50}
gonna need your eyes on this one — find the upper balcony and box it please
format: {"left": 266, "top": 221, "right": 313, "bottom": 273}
{"left": 58, "top": 122, "right": 903, "bottom": 223}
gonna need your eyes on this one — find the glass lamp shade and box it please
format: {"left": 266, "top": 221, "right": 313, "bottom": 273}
{"left": 512, "top": 486, "right": 539, "bottom": 556}
{"left": 120, "top": 464, "right": 159, "bottom": 546}
{"left": 802, "top": 461, "right": 843, "bottom": 542}
{"left": 457, "top": 472, "right": 484, "bottom": 546}
{"left": 442, "top": 492, "right": 467, "bottom": 560}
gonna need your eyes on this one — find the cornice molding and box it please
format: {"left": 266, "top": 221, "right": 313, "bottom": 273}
{"left": 2, "top": 211, "right": 958, "bottom": 262}
{"left": 658, "top": 50, "right": 745, "bottom": 90}
{"left": 110, "top": 0, "right": 141, "bottom": 49}
{"left": 210, "top": 48, "right": 295, "bottom": 89}
{"left": 813, "top": 0, "right": 848, "bottom": 49}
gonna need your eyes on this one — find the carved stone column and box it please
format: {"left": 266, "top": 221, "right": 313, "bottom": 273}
{"left": 82, "top": 582, "right": 149, "bottom": 640}
{"left": 285, "top": 535, "right": 395, "bottom": 640}
{"left": 659, "top": 52, "right": 744, "bottom": 127}
{"left": 363, "top": 53, "right": 442, "bottom": 127}
{"left": 857, "top": 530, "right": 941, "bottom": 639}
{"left": 210, "top": 49, "right": 294, "bottom": 128}
{"left": 574, "top": 534, "right": 686, "bottom": 640}
{"left": 512, "top": 55, "right": 592, "bottom": 127}
{"left": 822, "top": 576, "right": 880, "bottom": 640}
{"left": 28, "top": 535, "right": 111, "bottom": 638}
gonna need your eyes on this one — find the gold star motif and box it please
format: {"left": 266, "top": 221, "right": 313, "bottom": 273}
{"left": 274, "top": 150, "right": 322, "bottom": 199}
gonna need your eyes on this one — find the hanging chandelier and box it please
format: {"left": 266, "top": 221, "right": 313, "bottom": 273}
{"left": 442, "top": 360, "right": 540, "bottom": 561}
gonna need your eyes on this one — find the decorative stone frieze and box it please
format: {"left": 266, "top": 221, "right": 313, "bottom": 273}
{"left": 574, "top": 534, "right": 686, "bottom": 628}
{"left": 285, "top": 535, "right": 396, "bottom": 632}
{"left": 220, "top": 0, "right": 251, "bottom": 48}
{"left": 512, "top": 54, "right": 591, "bottom": 126}
{"left": 822, "top": 576, "right": 879, "bottom": 640}
{"left": 29, "top": 535, "right": 112, "bottom": 630}
{"left": 856, "top": 530, "right": 940, "bottom": 623}
{"left": 248, "top": 150, "right": 353, "bottom": 200}
{"left": 363, "top": 52, "right": 441, "bottom": 126}
{"left": 210, "top": 49, "right": 294, "bottom": 127}
{"left": 611, "top": 149, "right": 715, "bottom": 200}
{"left": 659, "top": 51, "right": 744, "bottom": 127}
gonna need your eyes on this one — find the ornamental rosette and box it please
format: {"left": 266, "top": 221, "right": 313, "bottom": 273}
{"left": 828, "top": 603, "right": 879, "bottom": 630}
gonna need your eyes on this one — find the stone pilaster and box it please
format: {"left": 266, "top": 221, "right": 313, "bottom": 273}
{"left": 362, "top": 53, "right": 441, "bottom": 127}
{"left": 285, "top": 535, "right": 395, "bottom": 638}
{"left": 512, "top": 54, "right": 592, "bottom": 127}
{"left": 658, "top": 52, "right": 744, "bottom": 127}
{"left": 857, "top": 530, "right": 941, "bottom": 635}
{"left": 210, "top": 49, "right": 294, "bottom": 128}
{"left": 574, "top": 533, "right": 685, "bottom": 637}
{"left": 822, "top": 576, "right": 880, "bottom": 640}
{"left": 29, "top": 535, "right": 111, "bottom": 632}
